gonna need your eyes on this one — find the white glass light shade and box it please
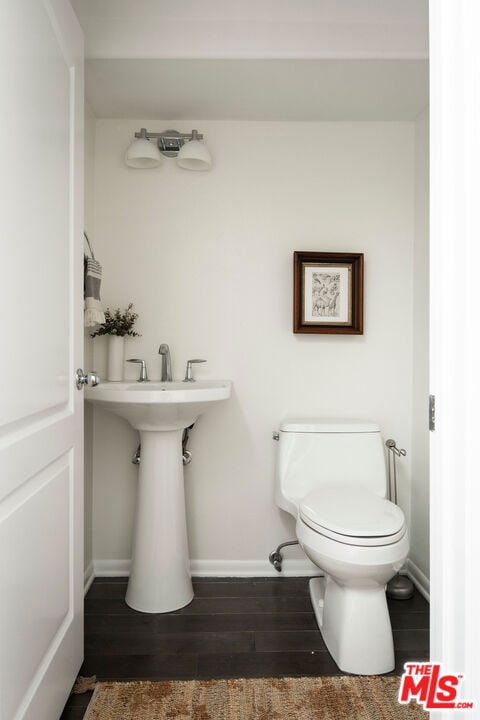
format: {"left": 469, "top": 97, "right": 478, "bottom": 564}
{"left": 177, "top": 139, "right": 212, "bottom": 171}
{"left": 125, "top": 138, "right": 162, "bottom": 168}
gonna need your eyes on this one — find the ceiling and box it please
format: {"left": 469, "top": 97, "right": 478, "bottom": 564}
{"left": 86, "top": 58, "right": 428, "bottom": 121}
{"left": 73, "top": 0, "right": 429, "bottom": 121}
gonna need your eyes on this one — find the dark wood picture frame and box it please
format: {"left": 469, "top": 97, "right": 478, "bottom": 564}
{"left": 293, "top": 251, "right": 364, "bottom": 334}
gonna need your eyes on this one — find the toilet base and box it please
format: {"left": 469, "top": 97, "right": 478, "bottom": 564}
{"left": 310, "top": 576, "right": 395, "bottom": 675}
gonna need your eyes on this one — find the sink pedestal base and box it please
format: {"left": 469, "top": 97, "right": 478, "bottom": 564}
{"left": 125, "top": 429, "right": 193, "bottom": 613}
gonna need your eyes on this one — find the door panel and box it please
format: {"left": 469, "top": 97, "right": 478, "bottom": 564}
{"left": 0, "top": 0, "right": 84, "bottom": 718}
{"left": 0, "top": 458, "right": 71, "bottom": 720}
{"left": 1, "top": 0, "right": 71, "bottom": 428}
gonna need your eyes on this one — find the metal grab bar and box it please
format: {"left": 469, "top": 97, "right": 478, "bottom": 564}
{"left": 386, "top": 438, "right": 407, "bottom": 458}
{"left": 385, "top": 438, "right": 413, "bottom": 599}
{"left": 385, "top": 438, "right": 406, "bottom": 504}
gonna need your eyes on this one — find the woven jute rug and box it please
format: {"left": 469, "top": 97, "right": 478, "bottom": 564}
{"left": 83, "top": 677, "right": 426, "bottom": 719}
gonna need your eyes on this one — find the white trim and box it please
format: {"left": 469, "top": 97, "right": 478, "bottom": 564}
{"left": 93, "top": 558, "right": 321, "bottom": 578}
{"left": 92, "top": 558, "right": 428, "bottom": 597}
{"left": 83, "top": 561, "right": 95, "bottom": 595}
{"left": 429, "top": 1, "right": 480, "bottom": 712}
{"left": 405, "top": 559, "right": 430, "bottom": 603}
{"left": 189, "top": 559, "right": 322, "bottom": 578}
{"left": 93, "top": 559, "right": 130, "bottom": 577}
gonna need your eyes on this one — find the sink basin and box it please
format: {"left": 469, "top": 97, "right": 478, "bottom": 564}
{"left": 85, "top": 378, "right": 232, "bottom": 614}
{"left": 85, "top": 380, "right": 231, "bottom": 430}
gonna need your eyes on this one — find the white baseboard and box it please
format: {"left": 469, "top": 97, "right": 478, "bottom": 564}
{"left": 405, "top": 558, "right": 430, "bottom": 602}
{"left": 90, "top": 557, "right": 429, "bottom": 603}
{"left": 93, "top": 559, "right": 131, "bottom": 577}
{"left": 189, "top": 558, "right": 321, "bottom": 577}
{"left": 84, "top": 561, "right": 95, "bottom": 595}
{"left": 93, "top": 557, "right": 321, "bottom": 579}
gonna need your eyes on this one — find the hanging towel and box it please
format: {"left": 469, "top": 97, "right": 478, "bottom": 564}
{"left": 84, "top": 232, "right": 106, "bottom": 327}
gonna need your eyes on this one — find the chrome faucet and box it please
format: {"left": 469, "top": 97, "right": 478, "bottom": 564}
{"left": 158, "top": 343, "right": 172, "bottom": 381}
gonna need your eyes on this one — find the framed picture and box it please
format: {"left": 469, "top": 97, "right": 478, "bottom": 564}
{"left": 293, "top": 251, "right": 364, "bottom": 334}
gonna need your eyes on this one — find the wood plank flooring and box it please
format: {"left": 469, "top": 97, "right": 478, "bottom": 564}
{"left": 61, "top": 577, "right": 429, "bottom": 719}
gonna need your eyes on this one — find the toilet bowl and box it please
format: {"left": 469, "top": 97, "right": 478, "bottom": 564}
{"left": 274, "top": 419, "right": 409, "bottom": 675}
{"left": 297, "top": 488, "right": 409, "bottom": 674}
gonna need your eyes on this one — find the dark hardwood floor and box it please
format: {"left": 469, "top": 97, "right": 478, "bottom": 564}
{"left": 61, "top": 576, "right": 429, "bottom": 719}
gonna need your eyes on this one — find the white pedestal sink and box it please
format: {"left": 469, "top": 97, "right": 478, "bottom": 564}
{"left": 85, "top": 380, "right": 231, "bottom": 613}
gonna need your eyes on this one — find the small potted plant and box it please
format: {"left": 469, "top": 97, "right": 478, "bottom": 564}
{"left": 91, "top": 303, "right": 140, "bottom": 381}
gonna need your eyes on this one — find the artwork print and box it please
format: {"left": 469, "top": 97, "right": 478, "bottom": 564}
{"left": 311, "top": 270, "right": 341, "bottom": 318}
{"left": 293, "top": 251, "right": 364, "bottom": 335}
{"left": 303, "top": 263, "right": 351, "bottom": 325}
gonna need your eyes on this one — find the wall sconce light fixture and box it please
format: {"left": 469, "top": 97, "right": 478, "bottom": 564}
{"left": 125, "top": 128, "right": 212, "bottom": 171}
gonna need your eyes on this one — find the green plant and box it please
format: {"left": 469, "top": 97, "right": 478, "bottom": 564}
{"left": 91, "top": 303, "right": 141, "bottom": 338}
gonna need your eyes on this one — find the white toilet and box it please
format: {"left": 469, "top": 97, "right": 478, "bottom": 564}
{"left": 275, "top": 419, "right": 409, "bottom": 675}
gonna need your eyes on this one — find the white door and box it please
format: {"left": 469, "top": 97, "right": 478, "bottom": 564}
{"left": 429, "top": 0, "right": 480, "bottom": 713}
{"left": 0, "top": 1, "right": 84, "bottom": 719}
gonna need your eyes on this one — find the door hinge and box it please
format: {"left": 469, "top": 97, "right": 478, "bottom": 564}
{"left": 429, "top": 394, "right": 436, "bottom": 431}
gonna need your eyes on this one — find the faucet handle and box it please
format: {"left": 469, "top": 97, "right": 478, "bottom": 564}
{"left": 183, "top": 359, "right": 206, "bottom": 382}
{"left": 127, "top": 358, "right": 149, "bottom": 382}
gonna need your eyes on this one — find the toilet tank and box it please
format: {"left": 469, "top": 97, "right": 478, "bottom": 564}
{"left": 275, "top": 419, "right": 387, "bottom": 517}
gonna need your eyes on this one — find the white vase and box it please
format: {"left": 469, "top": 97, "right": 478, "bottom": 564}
{"left": 107, "top": 335, "right": 125, "bottom": 381}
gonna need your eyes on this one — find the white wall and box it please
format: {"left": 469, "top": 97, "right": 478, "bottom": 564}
{"left": 89, "top": 119, "right": 416, "bottom": 572}
{"left": 409, "top": 107, "right": 429, "bottom": 591}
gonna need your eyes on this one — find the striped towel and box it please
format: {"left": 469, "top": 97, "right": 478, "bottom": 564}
{"left": 84, "top": 232, "right": 105, "bottom": 327}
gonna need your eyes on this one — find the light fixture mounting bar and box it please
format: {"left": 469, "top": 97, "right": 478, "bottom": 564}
{"left": 133, "top": 128, "right": 204, "bottom": 158}
{"left": 134, "top": 129, "right": 203, "bottom": 141}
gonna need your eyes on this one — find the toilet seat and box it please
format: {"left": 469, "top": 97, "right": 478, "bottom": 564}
{"left": 299, "top": 486, "right": 406, "bottom": 547}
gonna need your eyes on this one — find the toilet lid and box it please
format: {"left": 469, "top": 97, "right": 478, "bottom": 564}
{"left": 300, "top": 486, "right": 405, "bottom": 538}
